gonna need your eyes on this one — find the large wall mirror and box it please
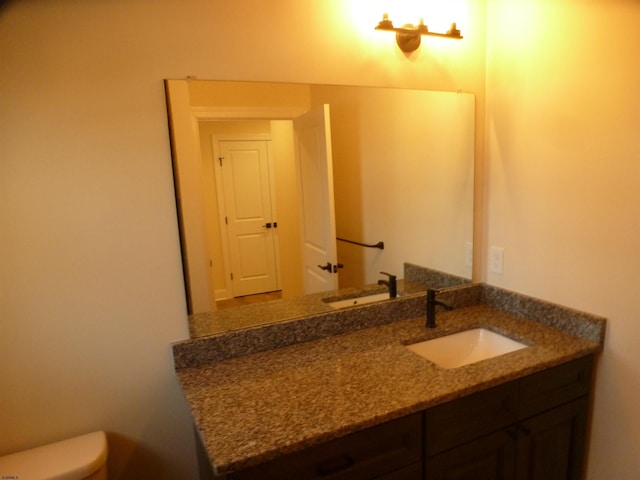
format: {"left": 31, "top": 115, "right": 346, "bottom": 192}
{"left": 165, "top": 80, "right": 475, "bottom": 331}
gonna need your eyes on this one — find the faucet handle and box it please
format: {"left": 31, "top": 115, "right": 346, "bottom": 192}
{"left": 427, "top": 288, "right": 453, "bottom": 310}
{"left": 378, "top": 272, "right": 398, "bottom": 298}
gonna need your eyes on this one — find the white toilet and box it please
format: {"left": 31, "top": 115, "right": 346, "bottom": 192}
{"left": 0, "top": 431, "right": 108, "bottom": 480}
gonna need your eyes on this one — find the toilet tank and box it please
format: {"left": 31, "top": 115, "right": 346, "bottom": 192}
{"left": 0, "top": 431, "right": 108, "bottom": 480}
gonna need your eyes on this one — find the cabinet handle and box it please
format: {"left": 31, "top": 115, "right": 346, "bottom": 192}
{"left": 316, "top": 454, "right": 355, "bottom": 476}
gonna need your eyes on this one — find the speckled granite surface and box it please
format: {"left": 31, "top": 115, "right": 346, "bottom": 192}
{"left": 175, "top": 291, "right": 426, "bottom": 369}
{"left": 404, "top": 262, "right": 471, "bottom": 288}
{"left": 480, "top": 286, "right": 606, "bottom": 344}
{"left": 173, "top": 285, "right": 605, "bottom": 476}
{"left": 188, "top": 279, "right": 429, "bottom": 338}
{"left": 174, "top": 284, "right": 480, "bottom": 369}
{"left": 188, "top": 263, "right": 464, "bottom": 339}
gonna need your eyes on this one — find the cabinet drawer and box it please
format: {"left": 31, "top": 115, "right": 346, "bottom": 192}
{"left": 519, "top": 355, "right": 593, "bottom": 419}
{"left": 231, "top": 413, "right": 422, "bottom": 480}
{"left": 425, "top": 382, "right": 519, "bottom": 456}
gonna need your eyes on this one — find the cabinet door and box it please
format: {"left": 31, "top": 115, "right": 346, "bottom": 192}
{"left": 425, "top": 430, "right": 516, "bottom": 480}
{"left": 515, "top": 397, "right": 589, "bottom": 480}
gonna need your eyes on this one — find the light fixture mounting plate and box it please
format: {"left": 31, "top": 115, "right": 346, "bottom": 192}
{"left": 396, "top": 25, "right": 421, "bottom": 53}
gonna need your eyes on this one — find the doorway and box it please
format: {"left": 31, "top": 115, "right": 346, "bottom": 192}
{"left": 213, "top": 137, "right": 280, "bottom": 298}
{"left": 199, "top": 121, "right": 283, "bottom": 302}
{"left": 198, "top": 111, "right": 339, "bottom": 304}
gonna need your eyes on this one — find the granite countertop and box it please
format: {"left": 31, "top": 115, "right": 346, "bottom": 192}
{"left": 176, "top": 300, "right": 603, "bottom": 476}
{"left": 188, "top": 279, "right": 429, "bottom": 338}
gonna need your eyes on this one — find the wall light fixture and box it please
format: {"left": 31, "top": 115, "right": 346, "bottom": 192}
{"left": 375, "top": 13, "right": 462, "bottom": 53}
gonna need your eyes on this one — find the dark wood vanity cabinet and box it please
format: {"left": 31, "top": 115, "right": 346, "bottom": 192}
{"left": 229, "top": 412, "right": 423, "bottom": 480}
{"left": 226, "top": 355, "right": 593, "bottom": 480}
{"left": 514, "top": 396, "right": 589, "bottom": 480}
{"left": 425, "top": 355, "right": 593, "bottom": 480}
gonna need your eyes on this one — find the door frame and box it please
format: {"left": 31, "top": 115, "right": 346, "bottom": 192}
{"left": 185, "top": 106, "right": 305, "bottom": 310}
{"left": 210, "top": 134, "right": 280, "bottom": 299}
{"left": 166, "top": 79, "right": 309, "bottom": 313}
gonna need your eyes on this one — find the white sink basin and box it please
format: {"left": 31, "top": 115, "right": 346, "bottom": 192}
{"left": 326, "top": 292, "right": 394, "bottom": 309}
{"left": 406, "top": 328, "right": 528, "bottom": 369}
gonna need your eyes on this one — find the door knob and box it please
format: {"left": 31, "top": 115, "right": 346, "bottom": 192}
{"left": 317, "top": 262, "right": 343, "bottom": 273}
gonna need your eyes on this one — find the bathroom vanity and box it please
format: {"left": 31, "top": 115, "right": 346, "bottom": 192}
{"left": 173, "top": 285, "right": 605, "bottom": 480}
{"left": 230, "top": 356, "right": 592, "bottom": 480}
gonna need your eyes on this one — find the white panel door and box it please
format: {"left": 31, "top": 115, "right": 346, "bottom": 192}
{"left": 219, "top": 140, "right": 279, "bottom": 297}
{"left": 294, "top": 105, "right": 339, "bottom": 294}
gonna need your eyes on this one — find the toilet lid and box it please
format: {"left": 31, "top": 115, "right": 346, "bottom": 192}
{"left": 0, "top": 431, "right": 107, "bottom": 480}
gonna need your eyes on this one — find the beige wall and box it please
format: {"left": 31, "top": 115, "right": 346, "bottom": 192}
{"left": 2, "top": 1, "right": 485, "bottom": 477}
{"left": 270, "top": 120, "right": 306, "bottom": 299}
{"left": 485, "top": 0, "right": 640, "bottom": 477}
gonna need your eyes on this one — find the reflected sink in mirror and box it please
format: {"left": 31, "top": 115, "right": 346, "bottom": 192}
{"left": 406, "top": 328, "right": 528, "bottom": 369}
{"left": 324, "top": 292, "right": 398, "bottom": 309}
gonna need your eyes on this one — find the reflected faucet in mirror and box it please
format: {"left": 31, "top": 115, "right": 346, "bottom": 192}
{"left": 377, "top": 272, "right": 397, "bottom": 298}
{"left": 165, "top": 79, "right": 475, "bottom": 335}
